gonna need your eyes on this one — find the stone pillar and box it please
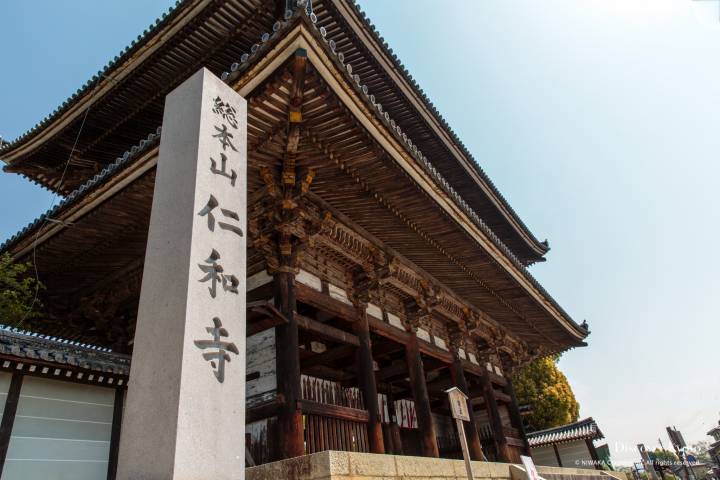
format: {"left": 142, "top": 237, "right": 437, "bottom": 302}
{"left": 404, "top": 318, "right": 439, "bottom": 458}
{"left": 117, "top": 68, "right": 247, "bottom": 480}
{"left": 274, "top": 271, "right": 305, "bottom": 459}
{"left": 448, "top": 330, "right": 484, "bottom": 461}
{"left": 354, "top": 306, "right": 385, "bottom": 454}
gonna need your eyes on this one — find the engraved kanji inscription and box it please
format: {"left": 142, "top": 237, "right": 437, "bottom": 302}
{"left": 211, "top": 96, "right": 238, "bottom": 129}
{"left": 212, "top": 124, "right": 238, "bottom": 152}
{"left": 194, "top": 317, "right": 239, "bottom": 383}
{"left": 197, "top": 195, "right": 244, "bottom": 238}
{"left": 210, "top": 153, "right": 237, "bottom": 186}
{"left": 197, "top": 249, "right": 240, "bottom": 298}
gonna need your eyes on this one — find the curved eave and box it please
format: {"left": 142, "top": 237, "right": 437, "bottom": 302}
{"left": 1, "top": 0, "right": 549, "bottom": 264}
{"left": 0, "top": 0, "right": 196, "bottom": 168}
{"left": 223, "top": 16, "right": 587, "bottom": 347}
{"left": 328, "top": 0, "right": 550, "bottom": 260}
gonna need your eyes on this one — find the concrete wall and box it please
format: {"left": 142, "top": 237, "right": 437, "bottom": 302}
{"left": 246, "top": 450, "right": 625, "bottom": 480}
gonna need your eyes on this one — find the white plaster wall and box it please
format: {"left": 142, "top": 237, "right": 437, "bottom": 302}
{"left": 557, "top": 440, "right": 593, "bottom": 469}
{"left": 3, "top": 376, "right": 114, "bottom": 480}
{"left": 531, "top": 445, "right": 560, "bottom": 467}
{"left": 246, "top": 329, "right": 277, "bottom": 407}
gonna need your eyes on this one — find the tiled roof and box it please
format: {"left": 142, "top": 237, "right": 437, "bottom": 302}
{"left": 527, "top": 417, "right": 604, "bottom": 447}
{"left": 1, "top": 3, "right": 589, "bottom": 349}
{"left": 0, "top": 127, "right": 160, "bottom": 253}
{"left": 1, "top": 0, "right": 549, "bottom": 265}
{"left": 0, "top": 324, "right": 131, "bottom": 375}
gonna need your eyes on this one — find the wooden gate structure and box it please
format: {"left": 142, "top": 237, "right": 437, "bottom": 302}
{"left": 0, "top": 0, "right": 589, "bottom": 476}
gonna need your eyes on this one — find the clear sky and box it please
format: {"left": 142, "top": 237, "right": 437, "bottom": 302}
{"left": 1, "top": 0, "right": 719, "bottom": 467}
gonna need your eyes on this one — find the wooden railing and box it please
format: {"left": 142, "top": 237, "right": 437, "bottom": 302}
{"left": 303, "top": 413, "right": 369, "bottom": 453}
{"left": 300, "top": 375, "right": 369, "bottom": 454}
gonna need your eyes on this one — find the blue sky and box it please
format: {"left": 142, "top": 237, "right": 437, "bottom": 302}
{"left": 1, "top": 0, "right": 719, "bottom": 466}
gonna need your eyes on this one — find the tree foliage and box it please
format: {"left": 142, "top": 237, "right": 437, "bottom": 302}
{"left": 512, "top": 356, "right": 579, "bottom": 431}
{"left": 688, "top": 441, "right": 711, "bottom": 463}
{"left": 651, "top": 448, "right": 678, "bottom": 463}
{"left": 0, "top": 253, "right": 44, "bottom": 325}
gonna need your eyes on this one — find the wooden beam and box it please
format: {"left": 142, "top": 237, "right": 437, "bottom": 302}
{"left": 301, "top": 344, "right": 355, "bottom": 369}
{"left": 299, "top": 400, "right": 369, "bottom": 423}
{"left": 0, "top": 373, "right": 23, "bottom": 474}
{"left": 505, "top": 378, "right": 531, "bottom": 456}
{"left": 246, "top": 398, "right": 282, "bottom": 424}
{"left": 295, "top": 313, "right": 359, "bottom": 346}
{"left": 296, "top": 282, "right": 359, "bottom": 322}
{"left": 274, "top": 272, "right": 304, "bottom": 459}
{"left": 247, "top": 300, "right": 288, "bottom": 336}
{"left": 553, "top": 443, "right": 563, "bottom": 467}
{"left": 354, "top": 307, "right": 385, "bottom": 454}
{"left": 449, "top": 347, "right": 485, "bottom": 461}
{"left": 586, "top": 438, "right": 602, "bottom": 470}
{"left": 480, "top": 368, "right": 510, "bottom": 462}
{"left": 405, "top": 333, "right": 439, "bottom": 457}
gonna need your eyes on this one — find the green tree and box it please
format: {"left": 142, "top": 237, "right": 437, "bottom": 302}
{"left": 512, "top": 356, "right": 579, "bottom": 431}
{"left": 651, "top": 448, "right": 678, "bottom": 464}
{"left": 688, "top": 441, "right": 711, "bottom": 463}
{"left": 0, "top": 253, "right": 44, "bottom": 325}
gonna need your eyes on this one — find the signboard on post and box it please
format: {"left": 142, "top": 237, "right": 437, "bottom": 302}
{"left": 117, "top": 68, "right": 247, "bottom": 480}
{"left": 446, "top": 387, "right": 474, "bottom": 480}
{"left": 521, "top": 455, "right": 541, "bottom": 480}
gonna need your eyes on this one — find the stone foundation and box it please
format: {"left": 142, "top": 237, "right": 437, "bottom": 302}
{"left": 246, "top": 451, "right": 627, "bottom": 480}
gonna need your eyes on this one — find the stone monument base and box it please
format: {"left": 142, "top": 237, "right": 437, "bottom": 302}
{"left": 246, "top": 451, "right": 627, "bottom": 480}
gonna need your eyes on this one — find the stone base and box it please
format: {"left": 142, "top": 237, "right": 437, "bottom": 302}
{"left": 246, "top": 451, "right": 627, "bottom": 480}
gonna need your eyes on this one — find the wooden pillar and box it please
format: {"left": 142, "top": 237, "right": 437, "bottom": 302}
{"left": 107, "top": 388, "right": 125, "bottom": 480}
{"left": 0, "top": 373, "right": 23, "bottom": 474}
{"left": 274, "top": 271, "right": 304, "bottom": 459}
{"left": 553, "top": 444, "right": 563, "bottom": 467}
{"left": 586, "top": 437, "right": 602, "bottom": 469}
{"left": 386, "top": 384, "right": 403, "bottom": 454}
{"left": 505, "top": 377, "right": 531, "bottom": 457}
{"left": 449, "top": 352, "right": 485, "bottom": 461}
{"left": 480, "top": 368, "right": 510, "bottom": 462}
{"left": 354, "top": 307, "right": 385, "bottom": 454}
{"left": 405, "top": 332, "right": 439, "bottom": 457}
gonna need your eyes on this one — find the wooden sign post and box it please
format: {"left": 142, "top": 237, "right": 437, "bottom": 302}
{"left": 446, "top": 387, "right": 475, "bottom": 480}
{"left": 521, "top": 455, "right": 542, "bottom": 480}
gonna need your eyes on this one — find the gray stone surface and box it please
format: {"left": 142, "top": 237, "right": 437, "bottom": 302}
{"left": 245, "top": 451, "right": 617, "bottom": 480}
{"left": 117, "top": 67, "right": 247, "bottom": 480}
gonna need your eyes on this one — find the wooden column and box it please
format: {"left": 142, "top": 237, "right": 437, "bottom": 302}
{"left": 449, "top": 351, "right": 485, "bottom": 460}
{"left": 107, "top": 388, "right": 125, "bottom": 480}
{"left": 480, "top": 368, "right": 510, "bottom": 462}
{"left": 0, "top": 373, "right": 23, "bottom": 473}
{"left": 505, "top": 377, "right": 531, "bottom": 456}
{"left": 586, "top": 438, "right": 602, "bottom": 469}
{"left": 274, "top": 271, "right": 304, "bottom": 459}
{"left": 553, "top": 444, "right": 563, "bottom": 467}
{"left": 386, "top": 384, "right": 403, "bottom": 454}
{"left": 405, "top": 330, "right": 439, "bottom": 457}
{"left": 354, "top": 307, "right": 385, "bottom": 453}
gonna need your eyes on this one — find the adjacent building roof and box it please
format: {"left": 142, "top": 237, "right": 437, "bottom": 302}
{"left": 0, "top": 324, "right": 131, "bottom": 375}
{"left": 527, "top": 417, "right": 604, "bottom": 447}
{"left": 0, "top": 0, "right": 549, "bottom": 265}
